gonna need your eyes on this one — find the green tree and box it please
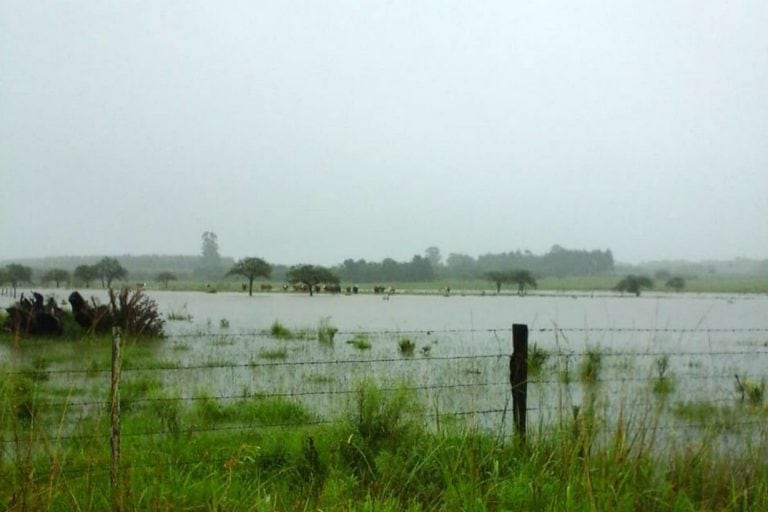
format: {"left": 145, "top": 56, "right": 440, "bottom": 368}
{"left": 286, "top": 264, "right": 339, "bottom": 296}
{"left": 74, "top": 264, "right": 99, "bottom": 287}
{"left": 4, "top": 263, "right": 33, "bottom": 297}
{"left": 485, "top": 270, "right": 511, "bottom": 294}
{"left": 227, "top": 257, "right": 272, "bottom": 296}
{"left": 156, "top": 271, "right": 178, "bottom": 289}
{"left": 196, "top": 231, "right": 223, "bottom": 278}
{"left": 41, "top": 268, "right": 70, "bottom": 288}
{"left": 97, "top": 257, "right": 128, "bottom": 288}
{"left": 665, "top": 276, "right": 686, "bottom": 293}
{"left": 616, "top": 274, "right": 654, "bottom": 296}
{"left": 425, "top": 246, "right": 442, "bottom": 269}
{"left": 510, "top": 269, "right": 537, "bottom": 296}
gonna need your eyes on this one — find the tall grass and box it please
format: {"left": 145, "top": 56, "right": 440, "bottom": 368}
{"left": 3, "top": 369, "right": 768, "bottom": 510}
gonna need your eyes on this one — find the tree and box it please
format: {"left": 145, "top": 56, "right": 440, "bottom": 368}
{"left": 665, "top": 276, "right": 686, "bottom": 293}
{"left": 41, "top": 268, "right": 70, "bottom": 288}
{"left": 5, "top": 263, "right": 32, "bottom": 297}
{"left": 156, "top": 271, "right": 178, "bottom": 289}
{"left": 74, "top": 264, "right": 99, "bottom": 288}
{"left": 425, "top": 246, "right": 442, "bottom": 269}
{"left": 227, "top": 257, "right": 272, "bottom": 296}
{"left": 202, "top": 231, "right": 220, "bottom": 260}
{"left": 510, "top": 269, "right": 537, "bottom": 296}
{"left": 286, "top": 264, "right": 339, "bottom": 296}
{"left": 485, "top": 271, "right": 510, "bottom": 294}
{"left": 97, "top": 257, "right": 128, "bottom": 288}
{"left": 197, "top": 231, "right": 223, "bottom": 278}
{"left": 616, "top": 274, "right": 654, "bottom": 296}
{"left": 445, "top": 253, "right": 476, "bottom": 279}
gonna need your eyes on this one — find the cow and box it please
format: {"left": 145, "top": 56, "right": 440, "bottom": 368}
{"left": 260, "top": 283, "right": 273, "bottom": 292}
{"left": 323, "top": 283, "right": 341, "bottom": 293}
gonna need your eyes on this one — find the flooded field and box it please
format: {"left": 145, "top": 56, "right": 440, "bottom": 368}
{"left": 2, "top": 288, "right": 768, "bottom": 434}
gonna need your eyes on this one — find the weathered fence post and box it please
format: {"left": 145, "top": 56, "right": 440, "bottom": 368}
{"left": 510, "top": 323, "right": 528, "bottom": 444}
{"left": 110, "top": 326, "right": 123, "bottom": 512}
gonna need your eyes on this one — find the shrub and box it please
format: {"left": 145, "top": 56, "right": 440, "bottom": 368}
{"left": 347, "top": 334, "right": 371, "bottom": 350}
{"left": 269, "top": 320, "right": 293, "bottom": 339}
{"left": 398, "top": 337, "right": 415, "bottom": 356}
{"left": 318, "top": 317, "right": 338, "bottom": 345}
{"left": 109, "top": 288, "right": 165, "bottom": 337}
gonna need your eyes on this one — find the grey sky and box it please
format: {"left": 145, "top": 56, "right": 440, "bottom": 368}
{"left": 1, "top": 1, "right": 766, "bottom": 266}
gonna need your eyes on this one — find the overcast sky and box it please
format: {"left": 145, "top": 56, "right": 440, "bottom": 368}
{"left": 1, "top": 1, "right": 766, "bottom": 266}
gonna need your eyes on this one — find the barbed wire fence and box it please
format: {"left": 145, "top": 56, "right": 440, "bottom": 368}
{"left": 2, "top": 324, "right": 768, "bottom": 493}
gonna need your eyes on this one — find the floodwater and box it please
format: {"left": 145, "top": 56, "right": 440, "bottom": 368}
{"left": 2, "top": 288, "right": 767, "bottom": 435}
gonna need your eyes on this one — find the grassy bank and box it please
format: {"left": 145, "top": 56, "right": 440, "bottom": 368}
{"left": 2, "top": 333, "right": 768, "bottom": 511}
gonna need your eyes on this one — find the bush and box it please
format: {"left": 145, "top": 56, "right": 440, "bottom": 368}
{"left": 347, "top": 334, "right": 371, "bottom": 350}
{"left": 318, "top": 317, "right": 338, "bottom": 345}
{"left": 269, "top": 320, "right": 293, "bottom": 339}
{"left": 109, "top": 288, "right": 165, "bottom": 337}
{"left": 398, "top": 337, "right": 415, "bottom": 356}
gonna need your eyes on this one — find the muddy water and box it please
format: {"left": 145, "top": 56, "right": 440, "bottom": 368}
{"left": 2, "top": 288, "right": 767, "bottom": 434}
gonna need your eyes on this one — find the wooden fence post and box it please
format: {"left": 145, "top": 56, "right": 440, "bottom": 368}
{"left": 110, "top": 326, "right": 123, "bottom": 512}
{"left": 510, "top": 323, "right": 528, "bottom": 444}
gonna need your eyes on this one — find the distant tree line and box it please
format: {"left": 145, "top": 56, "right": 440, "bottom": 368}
{"left": 336, "top": 255, "right": 435, "bottom": 283}
{"left": 1, "top": 244, "right": 617, "bottom": 289}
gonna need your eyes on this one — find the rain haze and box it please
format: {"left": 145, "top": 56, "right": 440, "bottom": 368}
{"left": 1, "top": 1, "right": 766, "bottom": 266}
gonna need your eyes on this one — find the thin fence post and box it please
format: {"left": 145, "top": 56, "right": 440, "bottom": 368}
{"left": 110, "top": 326, "right": 123, "bottom": 512}
{"left": 510, "top": 323, "right": 528, "bottom": 444}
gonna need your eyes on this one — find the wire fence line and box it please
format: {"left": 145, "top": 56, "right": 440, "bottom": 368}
{"left": 163, "top": 326, "right": 768, "bottom": 339}
{"left": 3, "top": 324, "right": 767, "bottom": 450}
{"left": 4, "top": 349, "right": 768, "bottom": 377}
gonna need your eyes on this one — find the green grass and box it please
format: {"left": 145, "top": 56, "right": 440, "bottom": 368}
{"left": 4, "top": 375, "right": 768, "bottom": 511}
{"left": 258, "top": 347, "right": 289, "bottom": 360}
{"left": 3, "top": 328, "right": 768, "bottom": 510}
{"left": 264, "top": 319, "right": 315, "bottom": 341}
{"left": 318, "top": 317, "right": 339, "bottom": 345}
{"left": 579, "top": 347, "right": 603, "bottom": 384}
{"left": 101, "top": 274, "right": 768, "bottom": 295}
{"left": 347, "top": 333, "right": 372, "bottom": 350}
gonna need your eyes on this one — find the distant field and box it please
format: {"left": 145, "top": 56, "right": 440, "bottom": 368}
{"left": 145, "top": 274, "right": 768, "bottom": 295}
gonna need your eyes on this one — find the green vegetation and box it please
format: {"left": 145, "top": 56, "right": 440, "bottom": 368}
{"left": 484, "top": 269, "right": 538, "bottom": 295}
{"left": 265, "top": 320, "right": 314, "bottom": 341}
{"left": 96, "top": 256, "right": 128, "bottom": 288}
{"left": 258, "top": 347, "right": 289, "bottom": 360}
{"left": 528, "top": 343, "right": 549, "bottom": 376}
{"left": 398, "top": 337, "right": 416, "bottom": 355}
{"left": 286, "top": 264, "right": 340, "bottom": 296}
{"left": 3, "top": 263, "right": 32, "bottom": 295}
{"left": 269, "top": 319, "right": 293, "bottom": 339}
{"left": 579, "top": 347, "right": 603, "bottom": 384}
{"left": 166, "top": 306, "right": 193, "bottom": 321}
{"left": 347, "top": 333, "right": 372, "bottom": 350}
{"left": 3, "top": 368, "right": 768, "bottom": 511}
{"left": 318, "top": 317, "right": 339, "bottom": 345}
{"left": 156, "top": 271, "right": 178, "bottom": 288}
{"left": 652, "top": 354, "right": 675, "bottom": 395}
{"left": 73, "top": 263, "right": 99, "bottom": 287}
{"left": 735, "top": 374, "right": 765, "bottom": 406}
{"left": 615, "top": 274, "right": 654, "bottom": 296}
{"left": 665, "top": 275, "right": 686, "bottom": 292}
{"left": 39, "top": 268, "right": 70, "bottom": 287}
{"left": 227, "top": 256, "right": 272, "bottom": 296}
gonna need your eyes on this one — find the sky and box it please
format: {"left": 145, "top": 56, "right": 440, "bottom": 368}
{"left": 1, "top": 1, "right": 766, "bottom": 266}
